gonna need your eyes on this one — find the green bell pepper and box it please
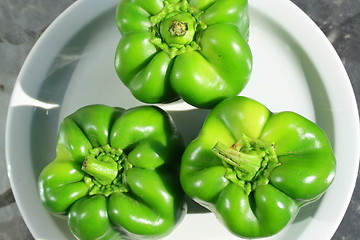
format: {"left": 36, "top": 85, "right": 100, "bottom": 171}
{"left": 38, "top": 104, "right": 186, "bottom": 239}
{"left": 114, "top": 0, "right": 252, "bottom": 109}
{"left": 180, "top": 96, "right": 336, "bottom": 238}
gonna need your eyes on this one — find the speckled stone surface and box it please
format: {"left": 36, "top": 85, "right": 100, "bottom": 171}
{"left": 0, "top": 0, "right": 359, "bottom": 239}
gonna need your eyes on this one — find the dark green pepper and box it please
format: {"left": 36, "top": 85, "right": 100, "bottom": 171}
{"left": 114, "top": 0, "right": 252, "bottom": 108}
{"left": 180, "top": 96, "right": 336, "bottom": 238}
{"left": 38, "top": 104, "right": 186, "bottom": 239}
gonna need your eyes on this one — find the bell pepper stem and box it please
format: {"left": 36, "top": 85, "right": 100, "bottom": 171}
{"left": 82, "top": 155, "right": 118, "bottom": 186}
{"left": 149, "top": 0, "right": 206, "bottom": 58}
{"left": 212, "top": 135, "right": 280, "bottom": 195}
{"left": 212, "top": 142, "right": 263, "bottom": 182}
{"left": 81, "top": 145, "right": 132, "bottom": 197}
{"left": 169, "top": 20, "right": 188, "bottom": 36}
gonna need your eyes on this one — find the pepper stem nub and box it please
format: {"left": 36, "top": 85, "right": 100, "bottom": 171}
{"left": 82, "top": 145, "right": 132, "bottom": 197}
{"left": 212, "top": 135, "right": 280, "bottom": 195}
{"left": 82, "top": 155, "right": 118, "bottom": 186}
{"left": 149, "top": 0, "right": 206, "bottom": 58}
{"left": 213, "top": 142, "right": 264, "bottom": 182}
{"left": 169, "top": 20, "right": 188, "bottom": 36}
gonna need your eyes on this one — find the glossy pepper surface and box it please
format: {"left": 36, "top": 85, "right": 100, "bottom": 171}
{"left": 38, "top": 104, "right": 186, "bottom": 240}
{"left": 180, "top": 96, "right": 336, "bottom": 238}
{"left": 114, "top": 0, "right": 252, "bottom": 109}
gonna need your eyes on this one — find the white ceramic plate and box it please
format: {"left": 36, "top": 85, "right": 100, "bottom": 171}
{"left": 6, "top": 0, "right": 360, "bottom": 239}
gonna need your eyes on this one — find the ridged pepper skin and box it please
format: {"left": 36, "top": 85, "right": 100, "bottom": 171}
{"left": 180, "top": 96, "right": 336, "bottom": 238}
{"left": 38, "top": 104, "right": 186, "bottom": 240}
{"left": 114, "top": 0, "right": 252, "bottom": 109}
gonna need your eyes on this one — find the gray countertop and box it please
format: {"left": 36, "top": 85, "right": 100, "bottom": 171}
{"left": 0, "top": 0, "right": 359, "bottom": 239}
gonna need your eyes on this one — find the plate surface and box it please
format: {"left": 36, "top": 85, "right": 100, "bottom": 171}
{"left": 6, "top": 0, "right": 360, "bottom": 239}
